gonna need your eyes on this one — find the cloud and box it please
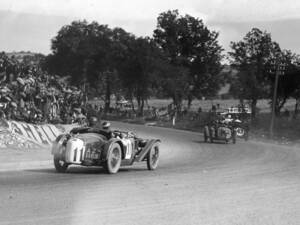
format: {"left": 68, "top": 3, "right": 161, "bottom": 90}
{"left": 1, "top": 0, "right": 300, "bottom": 23}
{"left": 209, "top": 19, "right": 300, "bottom": 54}
{"left": 207, "top": 0, "right": 300, "bottom": 22}
{"left": 0, "top": 0, "right": 207, "bottom": 21}
{"left": 0, "top": 10, "right": 72, "bottom": 53}
{"left": 1, "top": 0, "right": 300, "bottom": 54}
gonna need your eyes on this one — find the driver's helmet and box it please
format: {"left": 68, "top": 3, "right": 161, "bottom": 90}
{"left": 89, "top": 116, "right": 98, "bottom": 127}
{"left": 102, "top": 121, "right": 111, "bottom": 130}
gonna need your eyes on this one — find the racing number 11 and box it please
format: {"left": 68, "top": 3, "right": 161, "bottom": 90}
{"left": 125, "top": 139, "right": 133, "bottom": 159}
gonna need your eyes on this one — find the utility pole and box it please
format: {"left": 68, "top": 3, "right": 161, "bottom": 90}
{"left": 269, "top": 61, "right": 285, "bottom": 138}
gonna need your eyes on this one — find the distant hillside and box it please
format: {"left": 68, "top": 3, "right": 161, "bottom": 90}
{"left": 5, "top": 51, "right": 45, "bottom": 65}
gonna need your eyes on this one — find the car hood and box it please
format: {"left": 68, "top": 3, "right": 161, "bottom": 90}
{"left": 72, "top": 132, "right": 107, "bottom": 144}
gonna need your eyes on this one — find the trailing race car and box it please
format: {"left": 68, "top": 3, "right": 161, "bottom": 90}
{"left": 51, "top": 127, "right": 160, "bottom": 174}
{"left": 203, "top": 120, "right": 236, "bottom": 144}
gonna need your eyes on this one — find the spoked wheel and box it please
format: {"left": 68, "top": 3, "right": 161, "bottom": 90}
{"left": 147, "top": 142, "right": 160, "bottom": 170}
{"left": 105, "top": 143, "right": 122, "bottom": 174}
{"left": 235, "top": 127, "right": 245, "bottom": 137}
{"left": 53, "top": 156, "right": 69, "bottom": 173}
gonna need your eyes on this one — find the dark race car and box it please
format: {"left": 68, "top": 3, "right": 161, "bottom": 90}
{"left": 51, "top": 127, "right": 160, "bottom": 174}
{"left": 203, "top": 120, "right": 236, "bottom": 144}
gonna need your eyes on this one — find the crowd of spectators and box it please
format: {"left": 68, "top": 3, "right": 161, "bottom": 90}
{"left": 0, "top": 52, "right": 87, "bottom": 124}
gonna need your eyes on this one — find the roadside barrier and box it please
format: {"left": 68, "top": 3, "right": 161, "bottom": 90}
{"left": 0, "top": 119, "right": 77, "bottom": 148}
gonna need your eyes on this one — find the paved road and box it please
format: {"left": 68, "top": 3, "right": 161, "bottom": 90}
{"left": 0, "top": 122, "right": 300, "bottom": 225}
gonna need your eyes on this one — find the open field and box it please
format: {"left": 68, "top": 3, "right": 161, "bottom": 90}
{"left": 94, "top": 98, "right": 299, "bottom": 143}
{"left": 91, "top": 98, "right": 297, "bottom": 113}
{"left": 145, "top": 98, "right": 297, "bottom": 113}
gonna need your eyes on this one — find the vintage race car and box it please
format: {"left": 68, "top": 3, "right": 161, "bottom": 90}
{"left": 51, "top": 127, "right": 160, "bottom": 174}
{"left": 204, "top": 121, "right": 236, "bottom": 144}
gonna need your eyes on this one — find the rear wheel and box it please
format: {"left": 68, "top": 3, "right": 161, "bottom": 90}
{"left": 235, "top": 127, "right": 245, "bottom": 137}
{"left": 54, "top": 156, "right": 69, "bottom": 173}
{"left": 147, "top": 142, "right": 160, "bottom": 170}
{"left": 105, "top": 143, "right": 122, "bottom": 174}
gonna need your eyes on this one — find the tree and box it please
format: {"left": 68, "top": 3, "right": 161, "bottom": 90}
{"left": 229, "top": 28, "right": 280, "bottom": 117}
{"left": 267, "top": 50, "right": 300, "bottom": 115}
{"left": 44, "top": 21, "right": 135, "bottom": 112}
{"left": 45, "top": 21, "right": 113, "bottom": 84}
{"left": 153, "top": 10, "right": 224, "bottom": 109}
{"left": 116, "top": 37, "right": 162, "bottom": 115}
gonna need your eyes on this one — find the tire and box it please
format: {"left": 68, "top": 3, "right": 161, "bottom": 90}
{"left": 105, "top": 143, "right": 122, "bottom": 174}
{"left": 235, "top": 127, "right": 245, "bottom": 137}
{"left": 54, "top": 156, "right": 69, "bottom": 173}
{"left": 147, "top": 142, "right": 160, "bottom": 170}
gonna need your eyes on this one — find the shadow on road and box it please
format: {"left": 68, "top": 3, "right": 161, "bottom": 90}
{"left": 25, "top": 166, "right": 148, "bottom": 175}
{"left": 192, "top": 140, "right": 230, "bottom": 145}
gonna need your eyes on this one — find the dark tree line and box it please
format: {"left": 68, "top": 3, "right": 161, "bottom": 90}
{"left": 42, "top": 10, "right": 300, "bottom": 118}
{"left": 43, "top": 10, "right": 224, "bottom": 114}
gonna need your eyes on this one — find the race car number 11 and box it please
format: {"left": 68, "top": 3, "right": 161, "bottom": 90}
{"left": 123, "top": 139, "right": 133, "bottom": 159}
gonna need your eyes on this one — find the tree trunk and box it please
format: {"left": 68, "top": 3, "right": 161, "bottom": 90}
{"left": 137, "top": 95, "right": 141, "bottom": 111}
{"left": 275, "top": 98, "right": 287, "bottom": 116}
{"left": 104, "top": 72, "right": 111, "bottom": 113}
{"left": 294, "top": 98, "right": 300, "bottom": 118}
{"left": 172, "top": 96, "right": 181, "bottom": 113}
{"left": 251, "top": 99, "right": 257, "bottom": 118}
{"left": 140, "top": 98, "right": 144, "bottom": 116}
{"left": 187, "top": 95, "right": 193, "bottom": 109}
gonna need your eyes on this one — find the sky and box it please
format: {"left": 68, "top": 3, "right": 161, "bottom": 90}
{"left": 0, "top": 0, "right": 300, "bottom": 55}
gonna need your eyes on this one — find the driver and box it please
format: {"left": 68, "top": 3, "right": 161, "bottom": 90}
{"left": 88, "top": 117, "right": 113, "bottom": 139}
{"left": 88, "top": 116, "right": 101, "bottom": 128}
{"left": 101, "top": 121, "right": 113, "bottom": 139}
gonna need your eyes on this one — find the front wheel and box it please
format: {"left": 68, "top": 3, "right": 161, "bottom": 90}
{"left": 54, "top": 156, "right": 69, "bottom": 173}
{"left": 147, "top": 142, "right": 160, "bottom": 170}
{"left": 105, "top": 143, "right": 122, "bottom": 174}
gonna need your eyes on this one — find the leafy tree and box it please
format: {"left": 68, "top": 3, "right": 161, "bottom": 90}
{"left": 117, "top": 37, "right": 162, "bottom": 115}
{"left": 45, "top": 20, "right": 113, "bottom": 84}
{"left": 267, "top": 50, "right": 300, "bottom": 115}
{"left": 229, "top": 28, "right": 280, "bottom": 117}
{"left": 153, "top": 10, "right": 224, "bottom": 109}
{"left": 44, "top": 21, "right": 132, "bottom": 112}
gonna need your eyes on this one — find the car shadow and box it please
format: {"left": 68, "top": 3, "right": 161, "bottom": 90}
{"left": 25, "top": 165, "right": 147, "bottom": 175}
{"left": 192, "top": 140, "right": 231, "bottom": 145}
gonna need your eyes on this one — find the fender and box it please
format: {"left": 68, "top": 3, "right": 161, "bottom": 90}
{"left": 101, "top": 138, "right": 125, "bottom": 160}
{"left": 135, "top": 139, "right": 160, "bottom": 162}
{"left": 51, "top": 134, "right": 65, "bottom": 155}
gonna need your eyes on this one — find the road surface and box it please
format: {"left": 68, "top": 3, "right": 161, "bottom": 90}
{"left": 0, "top": 122, "right": 300, "bottom": 225}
